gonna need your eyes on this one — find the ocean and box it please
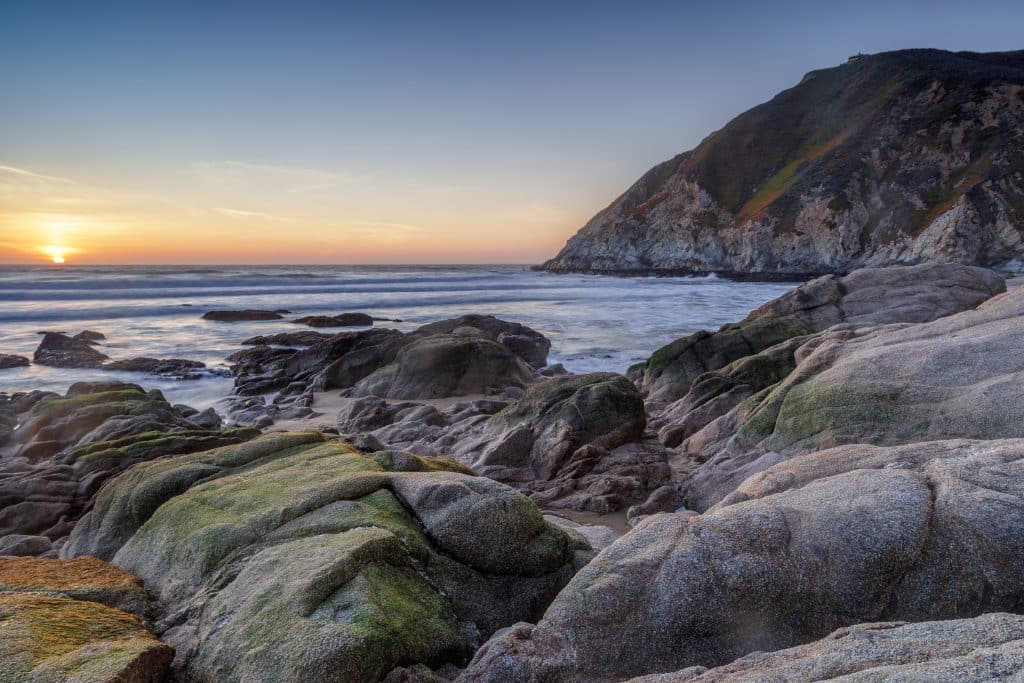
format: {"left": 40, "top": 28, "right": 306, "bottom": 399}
{"left": 0, "top": 265, "right": 796, "bottom": 411}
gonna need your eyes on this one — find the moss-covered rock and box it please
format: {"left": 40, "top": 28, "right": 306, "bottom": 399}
{"left": 0, "top": 383, "right": 258, "bottom": 552}
{"left": 640, "top": 263, "right": 1003, "bottom": 408}
{"left": 680, "top": 282, "right": 1024, "bottom": 512}
{"left": 0, "top": 594, "right": 171, "bottom": 683}
{"left": 64, "top": 433, "right": 587, "bottom": 681}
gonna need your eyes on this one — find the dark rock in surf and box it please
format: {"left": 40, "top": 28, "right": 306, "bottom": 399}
{"left": 202, "top": 309, "right": 287, "bottom": 322}
{"left": 32, "top": 331, "right": 109, "bottom": 368}
{"left": 0, "top": 354, "right": 29, "bottom": 370}
{"left": 292, "top": 313, "right": 374, "bottom": 328}
{"left": 102, "top": 357, "right": 208, "bottom": 380}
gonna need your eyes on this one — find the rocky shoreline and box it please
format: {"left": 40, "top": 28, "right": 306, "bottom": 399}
{"left": 3, "top": 262, "right": 1024, "bottom": 680}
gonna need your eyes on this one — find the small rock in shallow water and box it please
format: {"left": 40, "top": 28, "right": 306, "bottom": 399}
{"left": 292, "top": 312, "right": 374, "bottom": 327}
{"left": 0, "top": 354, "right": 29, "bottom": 369}
{"left": 32, "top": 331, "right": 109, "bottom": 368}
{"left": 202, "top": 309, "right": 286, "bottom": 321}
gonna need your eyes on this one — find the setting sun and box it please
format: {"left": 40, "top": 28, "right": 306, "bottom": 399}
{"left": 42, "top": 245, "right": 69, "bottom": 264}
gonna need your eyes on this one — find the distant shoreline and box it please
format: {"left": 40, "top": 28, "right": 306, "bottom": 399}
{"left": 531, "top": 264, "right": 826, "bottom": 283}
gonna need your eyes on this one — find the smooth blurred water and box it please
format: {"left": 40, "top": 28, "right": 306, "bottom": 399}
{"left": 0, "top": 265, "right": 796, "bottom": 410}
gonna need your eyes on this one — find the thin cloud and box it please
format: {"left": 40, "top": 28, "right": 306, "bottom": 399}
{"left": 350, "top": 220, "right": 424, "bottom": 234}
{"left": 195, "top": 160, "right": 371, "bottom": 194}
{"left": 0, "top": 164, "right": 77, "bottom": 185}
{"left": 215, "top": 207, "right": 294, "bottom": 222}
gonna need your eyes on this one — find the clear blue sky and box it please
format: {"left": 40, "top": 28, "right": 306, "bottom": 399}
{"left": 2, "top": 0, "right": 1022, "bottom": 263}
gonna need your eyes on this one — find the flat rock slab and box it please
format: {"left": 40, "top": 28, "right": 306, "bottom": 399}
{"left": 202, "top": 309, "right": 287, "bottom": 321}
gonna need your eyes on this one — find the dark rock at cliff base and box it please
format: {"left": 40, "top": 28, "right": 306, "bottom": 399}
{"left": 352, "top": 335, "right": 536, "bottom": 400}
{"left": 202, "top": 309, "right": 287, "bottom": 321}
{"left": 32, "top": 331, "right": 109, "bottom": 368}
{"left": 64, "top": 434, "right": 589, "bottom": 681}
{"left": 460, "top": 438, "right": 1024, "bottom": 681}
{"left": 102, "top": 356, "right": 208, "bottom": 380}
{"left": 292, "top": 312, "right": 374, "bottom": 327}
{"left": 416, "top": 315, "right": 551, "bottom": 368}
{"left": 0, "top": 381, "right": 257, "bottom": 552}
{"left": 541, "top": 49, "right": 1024, "bottom": 275}
{"left": 0, "top": 354, "right": 29, "bottom": 369}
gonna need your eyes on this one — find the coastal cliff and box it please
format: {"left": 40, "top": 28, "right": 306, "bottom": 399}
{"left": 540, "top": 49, "right": 1024, "bottom": 275}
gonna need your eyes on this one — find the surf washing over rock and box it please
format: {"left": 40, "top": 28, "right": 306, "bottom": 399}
{"left": 540, "top": 49, "right": 1024, "bottom": 276}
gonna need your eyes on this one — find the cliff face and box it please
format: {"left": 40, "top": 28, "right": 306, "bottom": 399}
{"left": 541, "top": 49, "right": 1024, "bottom": 275}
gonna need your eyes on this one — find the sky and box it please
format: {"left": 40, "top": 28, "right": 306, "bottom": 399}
{"left": 1, "top": 1, "right": 1023, "bottom": 265}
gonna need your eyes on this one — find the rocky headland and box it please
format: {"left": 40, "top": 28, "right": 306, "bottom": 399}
{"left": 5, "top": 262, "right": 1024, "bottom": 680}
{"left": 540, "top": 49, "right": 1024, "bottom": 276}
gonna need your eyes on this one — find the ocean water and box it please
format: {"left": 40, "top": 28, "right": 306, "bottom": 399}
{"left": 0, "top": 265, "right": 796, "bottom": 411}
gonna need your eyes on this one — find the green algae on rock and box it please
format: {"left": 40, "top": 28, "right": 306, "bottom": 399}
{"left": 64, "top": 433, "right": 588, "bottom": 681}
{"left": 0, "top": 382, "right": 258, "bottom": 555}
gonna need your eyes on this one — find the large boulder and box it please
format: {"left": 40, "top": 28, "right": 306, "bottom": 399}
{"left": 460, "top": 437, "right": 1024, "bottom": 681}
{"left": 415, "top": 315, "right": 551, "bottom": 368}
{"left": 33, "top": 331, "right": 109, "bottom": 368}
{"left": 0, "top": 382, "right": 256, "bottom": 553}
{"left": 352, "top": 335, "right": 536, "bottom": 400}
{"left": 681, "top": 283, "right": 1024, "bottom": 510}
{"left": 64, "top": 433, "right": 589, "bottom": 681}
{"left": 638, "top": 263, "right": 1004, "bottom": 408}
{"left": 626, "top": 613, "right": 1024, "bottom": 682}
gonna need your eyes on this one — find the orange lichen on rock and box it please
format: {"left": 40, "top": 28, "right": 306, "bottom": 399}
{"left": 0, "top": 556, "right": 143, "bottom": 594}
{"left": 0, "top": 593, "right": 172, "bottom": 682}
{"left": 0, "top": 556, "right": 151, "bottom": 618}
